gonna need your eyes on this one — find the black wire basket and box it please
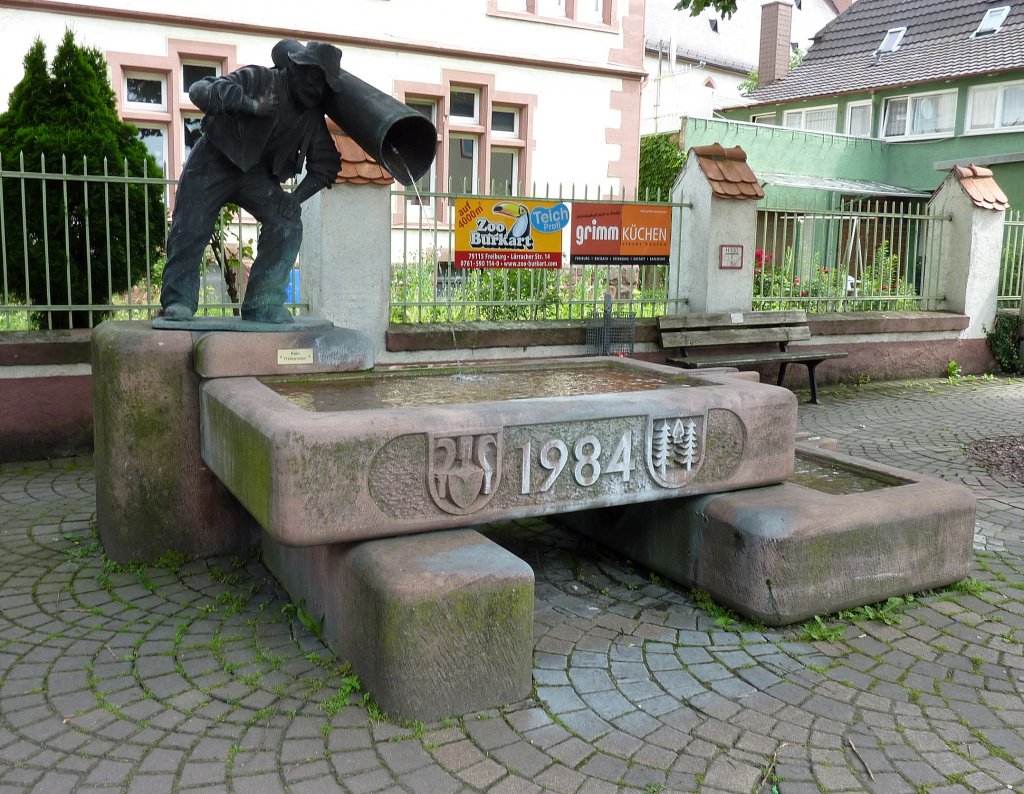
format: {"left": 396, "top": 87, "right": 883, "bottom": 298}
{"left": 585, "top": 311, "right": 636, "bottom": 356}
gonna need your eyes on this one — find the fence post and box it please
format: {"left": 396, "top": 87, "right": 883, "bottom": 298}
{"left": 1019, "top": 264, "right": 1024, "bottom": 360}
{"left": 671, "top": 144, "right": 762, "bottom": 313}
{"left": 926, "top": 166, "right": 1007, "bottom": 339}
{"left": 299, "top": 180, "right": 392, "bottom": 360}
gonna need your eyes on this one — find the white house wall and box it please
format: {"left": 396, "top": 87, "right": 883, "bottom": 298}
{"left": 641, "top": 0, "right": 838, "bottom": 133}
{"left": 0, "top": 0, "right": 645, "bottom": 193}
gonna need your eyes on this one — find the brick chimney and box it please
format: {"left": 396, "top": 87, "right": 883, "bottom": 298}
{"left": 758, "top": 1, "right": 794, "bottom": 88}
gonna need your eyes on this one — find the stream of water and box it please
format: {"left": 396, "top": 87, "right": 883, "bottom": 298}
{"left": 393, "top": 146, "right": 467, "bottom": 370}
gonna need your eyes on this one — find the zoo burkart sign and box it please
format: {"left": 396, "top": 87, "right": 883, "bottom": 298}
{"left": 454, "top": 198, "right": 566, "bottom": 268}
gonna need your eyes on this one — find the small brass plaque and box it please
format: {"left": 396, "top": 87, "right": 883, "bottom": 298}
{"left": 277, "top": 348, "right": 314, "bottom": 365}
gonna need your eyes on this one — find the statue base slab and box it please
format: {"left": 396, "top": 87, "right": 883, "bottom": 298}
{"left": 153, "top": 315, "right": 334, "bottom": 333}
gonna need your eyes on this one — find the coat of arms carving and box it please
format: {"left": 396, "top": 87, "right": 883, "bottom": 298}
{"left": 646, "top": 415, "right": 705, "bottom": 488}
{"left": 428, "top": 432, "right": 502, "bottom": 515}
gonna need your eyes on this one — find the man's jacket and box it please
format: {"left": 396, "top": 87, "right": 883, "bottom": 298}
{"left": 190, "top": 65, "right": 339, "bottom": 186}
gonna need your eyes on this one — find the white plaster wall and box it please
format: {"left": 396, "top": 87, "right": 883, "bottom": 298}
{"left": 641, "top": 0, "right": 838, "bottom": 131}
{"left": 645, "top": 0, "right": 836, "bottom": 68}
{"left": 33, "top": 0, "right": 633, "bottom": 65}
{"left": 0, "top": 5, "right": 628, "bottom": 189}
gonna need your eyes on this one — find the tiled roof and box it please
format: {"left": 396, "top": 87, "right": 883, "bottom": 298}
{"left": 738, "top": 0, "right": 1024, "bottom": 107}
{"left": 691, "top": 143, "right": 765, "bottom": 200}
{"left": 950, "top": 164, "right": 1009, "bottom": 210}
{"left": 328, "top": 123, "right": 394, "bottom": 186}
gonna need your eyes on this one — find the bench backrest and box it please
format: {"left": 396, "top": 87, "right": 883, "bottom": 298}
{"left": 659, "top": 310, "right": 811, "bottom": 349}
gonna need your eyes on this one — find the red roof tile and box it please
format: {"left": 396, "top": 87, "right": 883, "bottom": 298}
{"left": 328, "top": 121, "right": 394, "bottom": 186}
{"left": 691, "top": 143, "right": 764, "bottom": 201}
{"left": 952, "top": 164, "right": 1009, "bottom": 211}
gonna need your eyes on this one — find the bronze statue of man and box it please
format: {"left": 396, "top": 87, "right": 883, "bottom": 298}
{"left": 160, "top": 39, "right": 342, "bottom": 324}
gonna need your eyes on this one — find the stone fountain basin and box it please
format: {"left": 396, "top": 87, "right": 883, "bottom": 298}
{"left": 563, "top": 444, "right": 976, "bottom": 625}
{"left": 200, "top": 358, "right": 797, "bottom": 545}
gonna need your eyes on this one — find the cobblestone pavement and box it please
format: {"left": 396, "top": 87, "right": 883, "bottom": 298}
{"left": 1, "top": 376, "right": 1022, "bottom": 793}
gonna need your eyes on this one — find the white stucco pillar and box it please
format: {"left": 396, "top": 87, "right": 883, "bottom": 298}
{"left": 926, "top": 166, "right": 1007, "bottom": 339}
{"left": 669, "top": 145, "right": 761, "bottom": 314}
{"left": 299, "top": 182, "right": 392, "bottom": 360}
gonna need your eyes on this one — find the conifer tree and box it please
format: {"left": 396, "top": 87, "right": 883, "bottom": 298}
{"left": 0, "top": 31, "right": 164, "bottom": 328}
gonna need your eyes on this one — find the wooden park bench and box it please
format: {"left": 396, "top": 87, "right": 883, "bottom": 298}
{"left": 658, "top": 310, "right": 847, "bottom": 404}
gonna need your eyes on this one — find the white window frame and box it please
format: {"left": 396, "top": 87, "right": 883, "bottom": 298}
{"left": 965, "top": 79, "right": 1024, "bottom": 134}
{"left": 489, "top": 147, "right": 519, "bottom": 195}
{"left": 180, "top": 61, "right": 220, "bottom": 95}
{"left": 135, "top": 124, "right": 168, "bottom": 174}
{"left": 450, "top": 87, "right": 480, "bottom": 123}
{"left": 750, "top": 112, "right": 776, "bottom": 125}
{"left": 882, "top": 89, "right": 957, "bottom": 140}
{"left": 181, "top": 115, "right": 204, "bottom": 163}
{"left": 575, "top": 0, "right": 604, "bottom": 24}
{"left": 876, "top": 26, "right": 907, "bottom": 54}
{"left": 845, "top": 101, "right": 873, "bottom": 137}
{"left": 491, "top": 105, "right": 520, "bottom": 138}
{"left": 123, "top": 71, "right": 167, "bottom": 111}
{"left": 973, "top": 6, "right": 1010, "bottom": 37}
{"left": 448, "top": 134, "right": 479, "bottom": 193}
{"left": 491, "top": 0, "right": 612, "bottom": 27}
{"left": 782, "top": 104, "right": 838, "bottom": 133}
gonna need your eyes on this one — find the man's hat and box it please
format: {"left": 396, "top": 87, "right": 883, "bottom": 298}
{"left": 271, "top": 39, "right": 344, "bottom": 92}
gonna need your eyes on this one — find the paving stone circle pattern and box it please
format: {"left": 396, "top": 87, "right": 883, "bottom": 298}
{"left": 1, "top": 376, "right": 1023, "bottom": 793}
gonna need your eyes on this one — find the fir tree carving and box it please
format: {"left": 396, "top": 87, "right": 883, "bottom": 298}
{"left": 675, "top": 419, "right": 699, "bottom": 470}
{"left": 652, "top": 419, "right": 672, "bottom": 476}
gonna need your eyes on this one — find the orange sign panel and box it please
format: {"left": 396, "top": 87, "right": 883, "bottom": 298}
{"left": 570, "top": 202, "right": 672, "bottom": 265}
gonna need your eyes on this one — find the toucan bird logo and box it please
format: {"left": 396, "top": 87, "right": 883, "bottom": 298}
{"left": 492, "top": 202, "right": 531, "bottom": 238}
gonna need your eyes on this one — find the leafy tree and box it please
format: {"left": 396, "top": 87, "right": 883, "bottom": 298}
{"left": 674, "top": 0, "right": 738, "bottom": 17}
{"left": 0, "top": 31, "right": 164, "bottom": 328}
{"left": 639, "top": 133, "right": 686, "bottom": 201}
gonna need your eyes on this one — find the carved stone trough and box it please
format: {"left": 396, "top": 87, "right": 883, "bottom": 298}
{"left": 200, "top": 359, "right": 799, "bottom": 545}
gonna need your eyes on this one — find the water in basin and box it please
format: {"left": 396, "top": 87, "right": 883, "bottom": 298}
{"left": 263, "top": 362, "right": 703, "bottom": 412}
{"left": 790, "top": 453, "right": 905, "bottom": 494}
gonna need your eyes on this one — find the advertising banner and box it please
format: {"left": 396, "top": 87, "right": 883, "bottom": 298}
{"left": 454, "top": 198, "right": 567, "bottom": 268}
{"left": 570, "top": 202, "right": 672, "bottom": 265}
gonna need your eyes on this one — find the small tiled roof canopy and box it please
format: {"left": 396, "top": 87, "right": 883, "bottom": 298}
{"left": 691, "top": 143, "right": 765, "bottom": 200}
{"left": 328, "top": 121, "right": 395, "bottom": 185}
{"left": 951, "top": 165, "right": 1009, "bottom": 211}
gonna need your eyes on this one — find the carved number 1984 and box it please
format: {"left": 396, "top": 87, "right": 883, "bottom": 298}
{"left": 519, "top": 431, "right": 635, "bottom": 494}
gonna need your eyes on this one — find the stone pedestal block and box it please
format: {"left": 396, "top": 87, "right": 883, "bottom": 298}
{"left": 92, "top": 321, "right": 258, "bottom": 563}
{"left": 263, "top": 528, "right": 534, "bottom": 721}
{"left": 564, "top": 445, "right": 975, "bottom": 625}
